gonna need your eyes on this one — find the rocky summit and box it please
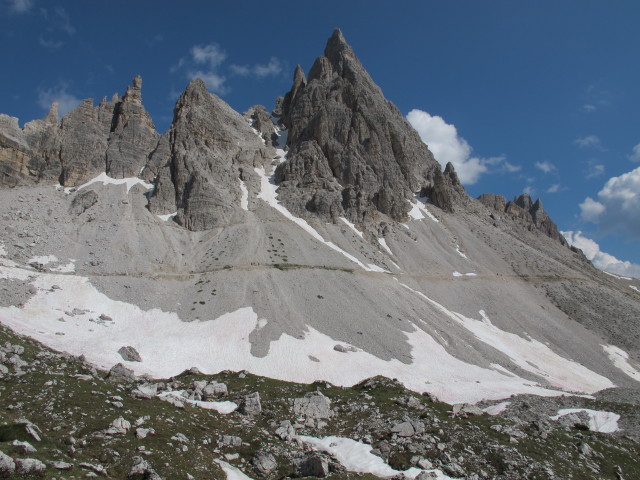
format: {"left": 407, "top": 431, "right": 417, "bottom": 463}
{"left": 0, "top": 29, "right": 639, "bottom": 479}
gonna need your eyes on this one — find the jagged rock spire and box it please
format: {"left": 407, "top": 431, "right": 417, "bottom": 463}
{"left": 276, "top": 29, "right": 442, "bottom": 226}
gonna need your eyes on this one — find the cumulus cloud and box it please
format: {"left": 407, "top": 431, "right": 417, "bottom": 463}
{"left": 173, "top": 43, "right": 229, "bottom": 93}
{"left": 7, "top": 0, "right": 33, "bottom": 14}
{"left": 562, "top": 230, "right": 640, "bottom": 278}
{"left": 406, "top": 109, "right": 515, "bottom": 185}
{"left": 580, "top": 166, "right": 640, "bottom": 237}
{"left": 574, "top": 135, "right": 602, "bottom": 149}
{"left": 535, "top": 161, "right": 556, "bottom": 173}
{"left": 37, "top": 83, "right": 81, "bottom": 117}
{"left": 545, "top": 184, "right": 561, "bottom": 193}
{"left": 629, "top": 143, "right": 640, "bottom": 162}
{"left": 231, "top": 57, "right": 283, "bottom": 78}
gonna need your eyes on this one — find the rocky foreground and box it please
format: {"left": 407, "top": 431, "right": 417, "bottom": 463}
{"left": 1, "top": 325, "right": 639, "bottom": 480}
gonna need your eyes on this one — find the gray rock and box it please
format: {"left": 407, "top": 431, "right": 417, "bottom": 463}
{"left": 148, "top": 78, "right": 269, "bottom": 231}
{"left": 415, "top": 472, "right": 438, "bottom": 480}
{"left": 132, "top": 383, "right": 158, "bottom": 399}
{"left": 80, "top": 462, "right": 108, "bottom": 476}
{"left": 275, "top": 29, "right": 441, "bottom": 227}
{"left": 275, "top": 420, "right": 296, "bottom": 442}
{"left": 107, "top": 362, "right": 137, "bottom": 383}
{"left": 293, "top": 391, "right": 332, "bottom": 419}
{"left": 118, "top": 345, "right": 142, "bottom": 362}
{"left": 202, "top": 381, "right": 228, "bottom": 400}
{"left": 69, "top": 189, "right": 98, "bottom": 215}
{"left": 0, "top": 450, "right": 15, "bottom": 476}
{"left": 238, "top": 392, "right": 262, "bottom": 415}
{"left": 219, "top": 435, "right": 242, "bottom": 447}
{"left": 11, "top": 439, "right": 36, "bottom": 454}
{"left": 293, "top": 452, "right": 342, "bottom": 478}
{"left": 251, "top": 450, "right": 278, "bottom": 477}
{"left": 15, "top": 457, "right": 46, "bottom": 475}
{"left": 49, "top": 460, "right": 73, "bottom": 470}
{"left": 105, "top": 76, "right": 159, "bottom": 179}
{"left": 244, "top": 105, "right": 278, "bottom": 146}
{"left": 105, "top": 416, "right": 131, "bottom": 435}
{"left": 127, "top": 456, "right": 163, "bottom": 480}
{"left": 452, "top": 403, "right": 484, "bottom": 417}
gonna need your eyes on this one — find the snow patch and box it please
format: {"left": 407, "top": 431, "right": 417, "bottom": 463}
{"left": 298, "top": 435, "right": 454, "bottom": 479}
{"left": 0, "top": 245, "right": 7, "bottom": 257}
{"left": 452, "top": 271, "right": 476, "bottom": 277}
{"left": 340, "top": 217, "right": 363, "bottom": 238}
{"left": 602, "top": 344, "right": 640, "bottom": 382}
{"left": 630, "top": 285, "right": 639, "bottom": 293}
{"left": 71, "top": 173, "right": 154, "bottom": 194}
{"left": 157, "top": 212, "right": 177, "bottom": 222}
{"left": 28, "top": 255, "right": 58, "bottom": 265}
{"left": 454, "top": 244, "right": 468, "bottom": 259}
{"left": 158, "top": 391, "right": 237, "bottom": 414}
{"left": 239, "top": 180, "right": 249, "bottom": 211}
{"left": 378, "top": 238, "right": 393, "bottom": 255}
{"left": 214, "top": 460, "right": 254, "bottom": 480}
{"left": 399, "top": 282, "right": 615, "bottom": 395}
{"left": 483, "top": 401, "right": 511, "bottom": 416}
{"left": 50, "top": 260, "right": 75, "bottom": 273}
{"left": 254, "top": 167, "right": 387, "bottom": 273}
{"left": 550, "top": 408, "right": 620, "bottom": 433}
{"left": 603, "top": 271, "right": 632, "bottom": 281}
{"left": 0, "top": 262, "right": 600, "bottom": 404}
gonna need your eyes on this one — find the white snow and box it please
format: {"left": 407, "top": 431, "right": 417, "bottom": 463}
{"left": 399, "top": 282, "right": 615, "bottom": 395}
{"left": 214, "top": 460, "right": 254, "bottom": 480}
{"left": 407, "top": 196, "right": 439, "bottom": 223}
{"left": 550, "top": 408, "right": 620, "bottom": 433}
{"left": 0, "top": 260, "right": 603, "bottom": 404}
{"left": 602, "top": 344, "right": 640, "bottom": 382}
{"left": 454, "top": 244, "right": 468, "bottom": 259}
{"left": 452, "top": 271, "right": 476, "bottom": 277}
{"left": 50, "top": 260, "right": 76, "bottom": 273}
{"left": 254, "top": 166, "right": 387, "bottom": 273}
{"left": 630, "top": 285, "right": 639, "bottom": 293}
{"left": 157, "top": 212, "right": 177, "bottom": 221}
{"left": 239, "top": 180, "right": 249, "bottom": 211}
{"left": 70, "top": 172, "right": 154, "bottom": 194}
{"left": 378, "top": 238, "right": 393, "bottom": 255}
{"left": 603, "top": 271, "right": 632, "bottom": 281}
{"left": 340, "top": 217, "right": 363, "bottom": 238}
{"left": 299, "top": 435, "right": 454, "bottom": 479}
{"left": 28, "top": 255, "right": 58, "bottom": 265}
{"left": 158, "top": 391, "right": 237, "bottom": 414}
{"left": 0, "top": 244, "right": 7, "bottom": 257}
{"left": 483, "top": 401, "right": 511, "bottom": 416}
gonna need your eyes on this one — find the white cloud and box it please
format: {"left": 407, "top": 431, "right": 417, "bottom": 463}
{"left": 231, "top": 57, "right": 284, "bottom": 78}
{"left": 586, "top": 160, "right": 605, "bottom": 179}
{"left": 582, "top": 104, "right": 596, "bottom": 112}
{"left": 629, "top": 143, "right": 640, "bottom": 162}
{"left": 523, "top": 185, "right": 535, "bottom": 196}
{"left": 7, "top": 0, "right": 33, "bottom": 14}
{"left": 546, "top": 184, "right": 561, "bottom": 193}
{"left": 187, "top": 70, "right": 228, "bottom": 94}
{"left": 580, "top": 166, "right": 640, "bottom": 237}
{"left": 52, "top": 6, "right": 75, "bottom": 35}
{"left": 406, "top": 109, "right": 514, "bottom": 185}
{"left": 574, "top": 135, "right": 602, "bottom": 149}
{"left": 37, "top": 83, "right": 81, "bottom": 117}
{"left": 535, "top": 161, "right": 556, "bottom": 173}
{"left": 191, "top": 43, "right": 227, "bottom": 68}
{"left": 562, "top": 230, "right": 640, "bottom": 278}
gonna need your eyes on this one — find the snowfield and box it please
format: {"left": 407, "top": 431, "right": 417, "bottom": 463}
{"left": 550, "top": 408, "right": 620, "bottom": 433}
{"left": 0, "top": 260, "right": 621, "bottom": 404}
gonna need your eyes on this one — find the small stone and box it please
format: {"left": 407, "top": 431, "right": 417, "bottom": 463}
{"left": 118, "top": 346, "right": 142, "bottom": 362}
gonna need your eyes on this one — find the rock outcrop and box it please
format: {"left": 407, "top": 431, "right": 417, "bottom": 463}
{"left": 105, "top": 75, "right": 159, "bottom": 179}
{"left": 0, "top": 76, "right": 158, "bottom": 187}
{"left": 275, "top": 29, "right": 442, "bottom": 226}
{"left": 478, "top": 192, "right": 567, "bottom": 245}
{"left": 147, "top": 78, "right": 270, "bottom": 229}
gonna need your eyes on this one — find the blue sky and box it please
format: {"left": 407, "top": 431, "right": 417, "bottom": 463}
{"left": 2, "top": 0, "right": 639, "bottom": 275}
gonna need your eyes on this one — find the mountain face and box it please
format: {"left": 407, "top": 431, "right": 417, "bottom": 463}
{"left": 0, "top": 29, "right": 640, "bottom": 479}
